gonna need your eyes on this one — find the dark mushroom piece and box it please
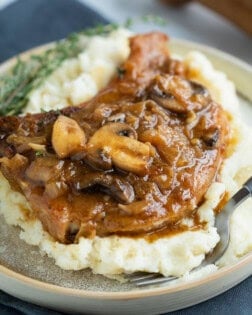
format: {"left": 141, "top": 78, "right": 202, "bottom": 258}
{"left": 202, "top": 128, "right": 220, "bottom": 148}
{"left": 86, "top": 122, "right": 153, "bottom": 175}
{"left": 74, "top": 172, "right": 135, "bottom": 204}
{"left": 149, "top": 74, "right": 212, "bottom": 113}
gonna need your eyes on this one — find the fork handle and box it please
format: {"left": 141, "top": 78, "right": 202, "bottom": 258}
{"left": 244, "top": 176, "right": 252, "bottom": 196}
{"left": 231, "top": 176, "right": 252, "bottom": 209}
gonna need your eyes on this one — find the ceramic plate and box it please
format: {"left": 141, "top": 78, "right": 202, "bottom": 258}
{"left": 0, "top": 38, "right": 252, "bottom": 315}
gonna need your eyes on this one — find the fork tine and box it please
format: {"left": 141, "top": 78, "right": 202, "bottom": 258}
{"left": 134, "top": 275, "right": 177, "bottom": 287}
{"left": 126, "top": 271, "right": 178, "bottom": 286}
{"left": 127, "top": 273, "right": 160, "bottom": 282}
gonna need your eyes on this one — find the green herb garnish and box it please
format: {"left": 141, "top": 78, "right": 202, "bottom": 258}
{"left": 35, "top": 151, "right": 44, "bottom": 157}
{"left": 0, "top": 16, "right": 167, "bottom": 116}
{"left": 0, "top": 24, "right": 120, "bottom": 116}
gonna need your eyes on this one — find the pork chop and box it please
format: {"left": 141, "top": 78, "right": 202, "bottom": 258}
{"left": 0, "top": 32, "right": 229, "bottom": 243}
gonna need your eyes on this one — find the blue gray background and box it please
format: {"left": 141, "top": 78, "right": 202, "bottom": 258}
{"left": 0, "top": 0, "right": 251, "bottom": 314}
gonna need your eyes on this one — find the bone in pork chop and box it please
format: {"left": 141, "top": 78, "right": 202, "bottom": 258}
{"left": 0, "top": 32, "right": 229, "bottom": 243}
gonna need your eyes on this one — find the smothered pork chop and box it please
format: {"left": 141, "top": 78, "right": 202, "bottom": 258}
{"left": 0, "top": 33, "right": 229, "bottom": 245}
{"left": 3, "top": 30, "right": 251, "bottom": 280}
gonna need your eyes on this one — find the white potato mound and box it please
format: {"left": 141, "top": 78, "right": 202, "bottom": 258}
{"left": 24, "top": 29, "right": 131, "bottom": 113}
{"left": 0, "top": 29, "right": 252, "bottom": 279}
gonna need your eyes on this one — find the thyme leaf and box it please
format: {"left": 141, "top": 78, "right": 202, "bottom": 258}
{"left": 35, "top": 151, "right": 44, "bottom": 157}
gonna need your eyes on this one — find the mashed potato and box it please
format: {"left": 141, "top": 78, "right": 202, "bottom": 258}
{"left": 24, "top": 29, "right": 131, "bottom": 113}
{"left": 0, "top": 29, "right": 252, "bottom": 279}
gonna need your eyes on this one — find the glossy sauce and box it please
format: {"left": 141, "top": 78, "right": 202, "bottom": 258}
{"left": 0, "top": 32, "right": 230, "bottom": 244}
{"left": 214, "top": 191, "right": 230, "bottom": 214}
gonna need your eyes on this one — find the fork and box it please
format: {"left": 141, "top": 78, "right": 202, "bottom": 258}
{"left": 126, "top": 176, "right": 252, "bottom": 287}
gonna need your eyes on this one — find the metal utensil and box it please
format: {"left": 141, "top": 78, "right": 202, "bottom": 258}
{"left": 126, "top": 176, "right": 252, "bottom": 287}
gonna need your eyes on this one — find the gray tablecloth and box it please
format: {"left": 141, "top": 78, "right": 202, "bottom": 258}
{"left": 0, "top": 0, "right": 251, "bottom": 314}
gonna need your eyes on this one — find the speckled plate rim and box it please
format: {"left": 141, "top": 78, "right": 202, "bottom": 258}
{"left": 0, "top": 254, "right": 251, "bottom": 299}
{"left": 0, "top": 37, "right": 252, "bottom": 300}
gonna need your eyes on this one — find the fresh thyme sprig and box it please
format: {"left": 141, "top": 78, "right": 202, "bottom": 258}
{"left": 0, "top": 23, "right": 120, "bottom": 116}
{"left": 0, "top": 17, "right": 166, "bottom": 116}
{"left": 0, "top": 36, "right": 79, "bottom": 115}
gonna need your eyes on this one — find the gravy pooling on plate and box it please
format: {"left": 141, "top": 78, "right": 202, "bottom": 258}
{"left": 0, "top": 32, "right": 229, "bottom": 244}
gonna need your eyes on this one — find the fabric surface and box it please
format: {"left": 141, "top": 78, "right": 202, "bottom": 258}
{"left": 0, "top": 0, "right": 108, "bottom": 62}
{"left": 0, "top": 0, "right": 251, "bottom": 314}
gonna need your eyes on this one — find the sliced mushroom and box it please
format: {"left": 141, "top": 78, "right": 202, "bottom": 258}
{"left": 86, "top": 123, "right": 153, "bottom": 175}
{"left": 74, "top": 172, "right": 135, "bottom": 204}
{"left": 52, "top": 115, "right": 86, "bottom": 158}
{"left": 149, "top": 74, "right": 211, "bottom": 113}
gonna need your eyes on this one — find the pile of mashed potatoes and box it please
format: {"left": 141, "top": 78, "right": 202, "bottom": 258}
{"left": 0, "top": 29, "right": 252, "bottom": 279}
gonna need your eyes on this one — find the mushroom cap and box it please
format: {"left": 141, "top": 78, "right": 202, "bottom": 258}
{"left": 86, "top": 122, "right": 153, "bottom": 175}
{"left": 74, "top": 172, "right": 135, "bottom": 204}
{"left": 149, "top": 74, "right": 212, "bottom": 113}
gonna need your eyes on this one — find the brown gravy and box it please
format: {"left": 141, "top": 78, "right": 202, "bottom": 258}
{"left": 0, "top": 32, "right": 230, "bottom": 244}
